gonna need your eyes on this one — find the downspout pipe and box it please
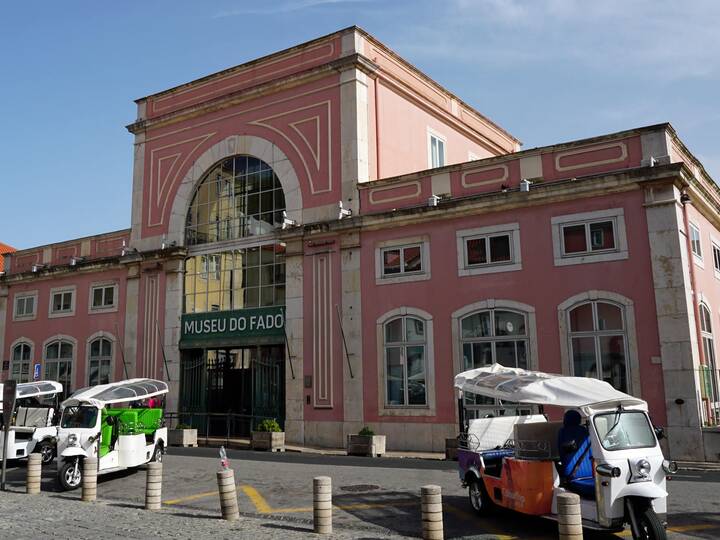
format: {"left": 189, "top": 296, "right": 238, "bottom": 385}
{"left": 680, "top": 189, "right": 712, "bottom": 424}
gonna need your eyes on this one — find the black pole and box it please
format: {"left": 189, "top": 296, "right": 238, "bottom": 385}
{"left": 155, "top": 320, "right": 171, "bottom": 381}
{"left": 114, "top": 322, "right": 130, "bottom": 379}
{"left": 335, "top": 304, "right": 354, "bottom": 379}
{"left": 457, "top": 391, "right": 466, "bottom": 435}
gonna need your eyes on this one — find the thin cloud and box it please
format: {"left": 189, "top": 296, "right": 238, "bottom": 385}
{"left": 214, "top": 0, "right": 375, "bottom": 17}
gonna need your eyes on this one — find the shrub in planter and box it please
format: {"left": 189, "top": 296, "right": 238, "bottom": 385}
{"left": 168, "top": 423, "right": 198, "bottom": 447}
{"left": 347, "top": 426, "right": 386, "bottom": 457}
{"left": 251, "top": 419, "right": 285, "bottom": 452}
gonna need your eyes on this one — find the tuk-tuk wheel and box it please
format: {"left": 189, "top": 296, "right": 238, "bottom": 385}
{"left": 36, "top": 441, "right": 55, "bottom": 465}
{"left": 468, "top": 478, "right": 491, "bottom": 516}
{"left": 634, "top": 506, "right": 666, "bottom": 540}
{"left": 150, "top": 444, "right": 163, "bottom": 463}
{"left": 58, "top": 460, "right": 82, "bottom": 491}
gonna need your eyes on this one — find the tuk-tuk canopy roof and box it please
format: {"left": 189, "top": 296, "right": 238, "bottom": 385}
{"left": 62, "top": 378, "right": 168, "bottom": 408}
{"left": 0, "top": 381, "right": 63, "bottom": 401}
{"left": 454, "top": 364, "right": 647, "bottom": 413}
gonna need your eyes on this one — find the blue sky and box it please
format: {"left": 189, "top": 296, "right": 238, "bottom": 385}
{"left": 1, "top": 0, "right": 718, "bottom": 249}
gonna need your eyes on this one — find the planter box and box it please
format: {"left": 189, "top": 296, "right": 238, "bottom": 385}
{"left": 251, "top": 431, "right": 285, "bottom": 452}
{"left": 347, "top": 434, "right": 386, "bottom": 457}
{"left": 168, "top": 428, "right": 198, "bottom": 448}
{"left": 445, "top": 437, "right": 459, "bottom": 461}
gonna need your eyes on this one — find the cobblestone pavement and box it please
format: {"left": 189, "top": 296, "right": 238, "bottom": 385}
{"left": 0, "top": 489, "right": 411, "bottom": 540}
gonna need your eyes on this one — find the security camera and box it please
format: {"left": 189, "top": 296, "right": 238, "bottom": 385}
{"left": 281, "top": 211, "right": 298, "bottom": 230}
{"left": 338, "top": 201, "right": 352, "bottom": 220}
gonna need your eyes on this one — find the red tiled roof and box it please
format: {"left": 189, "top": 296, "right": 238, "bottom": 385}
{"left": 0, "top": 242, "right": 16, "bottom": 272}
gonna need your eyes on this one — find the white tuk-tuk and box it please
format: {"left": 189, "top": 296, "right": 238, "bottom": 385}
{"left": 455, "top": 364, "right": 676, "bottom": 540}
{"left": 0, "top": 381, "right": 63, "bottom": 465}
{"left": 56, "top": 378, "right": 168, "bottom": 490}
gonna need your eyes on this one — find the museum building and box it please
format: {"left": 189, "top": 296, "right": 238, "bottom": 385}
{"left": 1, "top": 27, "right": 719, "bottom": 461}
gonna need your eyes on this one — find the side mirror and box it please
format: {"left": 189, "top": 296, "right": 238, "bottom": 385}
{"left": 654, "top": 426, "right": 665, "bottom": 441}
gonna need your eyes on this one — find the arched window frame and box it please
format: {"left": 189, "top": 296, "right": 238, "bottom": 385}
{"left": 558, "top": 291, "right": 640, "bottom": 396}
{"left": 86, "top": 331, "right": 116, "bottom": 387}
{"left": 376, "top": 307, "right": 435, "bottom": 416}
{"left": 9, "top": 338, "right": 34, "bottom": 383}
{"left": 699, "top": 301, "right": 720, "bottom": 424}
{"left": 42, "top": 335, "right": 76, "bottom": 399}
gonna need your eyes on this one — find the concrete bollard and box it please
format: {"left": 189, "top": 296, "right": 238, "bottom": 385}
{"left": 421, "top": 485, "right": 444, "bottom": 540}
{"left": 81, "top": 457, "right": 98, "bottom": 502}
{"left": 557, "top": 492, "right": 583, "bottom": 539}
{"left": 216, "top": 469, "right": 240, "bottom": 521}
{"left": 313, "top": 476, "right": 332, "bottom": 534}
{"left": 26, "top": 453, "right": 42, "bottom": 494}
{"left": 145, "top": 462, "right": 163, "bottom": 511}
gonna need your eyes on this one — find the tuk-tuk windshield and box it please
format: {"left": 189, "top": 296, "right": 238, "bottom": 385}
{"left": 593, "top": 411, "right": 656, "bottom": 450}
{"left": 61, "top": 406, "right": 99, "bottom": 429}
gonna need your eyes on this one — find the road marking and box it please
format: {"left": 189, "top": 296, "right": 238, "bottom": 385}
{"left": 164, "top": 490, "right": 218, "bottom": 506}
{"left": 615, "top": 523, "right": 717, "bottom": 537}
{"left": 444, "top": 505, "right": 517, "bottom": 540}
{"left": 240, "top": 485, "right": 273, "bottom": 513}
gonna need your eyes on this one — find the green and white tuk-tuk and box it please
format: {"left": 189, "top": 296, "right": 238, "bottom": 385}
{"left": 56, "top": 378, "right": 168, "bottom": 490}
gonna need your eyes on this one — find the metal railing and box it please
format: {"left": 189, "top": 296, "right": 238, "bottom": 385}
{"left": 164, "top": 412, "right": 280, "bottom": 446}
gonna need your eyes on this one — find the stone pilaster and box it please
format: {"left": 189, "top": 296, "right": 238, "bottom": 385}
{"left": 340, "top": 232, "right": 363, "bottom": 437}
{"left": 123, "top": 264, "right": 141, "bottom": 379}
{"left": 163, "top": 257, "right": 184, "bottom": 412}
{"left": 284, "top": 239, "right": 304, "bottom": 444}
{"left": 644, "top": 182, "right": 705, "bottom": 460}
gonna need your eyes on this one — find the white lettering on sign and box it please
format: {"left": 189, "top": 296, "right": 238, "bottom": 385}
{"left": 182, "top": 310, "right": 284, "bottom": 337}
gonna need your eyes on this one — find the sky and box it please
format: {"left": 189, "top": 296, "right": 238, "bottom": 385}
{"left": 1, "top": 0, "right": 719, "bottom": 249}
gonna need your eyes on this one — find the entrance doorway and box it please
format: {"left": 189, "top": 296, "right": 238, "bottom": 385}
{"left": 179, "top": 345, "right": 285, "bottom": 437}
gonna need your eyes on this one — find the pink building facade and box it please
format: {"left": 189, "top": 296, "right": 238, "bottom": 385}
{"left": 1, "top": 27, "right": 719, "bottom": 460}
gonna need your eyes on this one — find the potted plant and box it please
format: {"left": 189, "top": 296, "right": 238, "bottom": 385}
{"left": 251, "top": 418, "right": 285, "bottom": 452}
{"left": 168, "top": 422, "right": 198, "bottom": 447}
{"left": 347, "top": 426, "right": 386, "bottom": 457}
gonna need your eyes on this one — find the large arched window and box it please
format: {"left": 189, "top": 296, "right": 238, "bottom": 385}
{"left": 11, "top": 342, "right": 32, "bottom": 383}
{"left": 44, "top": 340, "right": 73, "bottom": 398}
{"left": 88, "top": 337, "right": 112, "bottom": 386}
{"left": 384, "top": 316, "right": 427, "bottom": 406}
{"left": 185, "top": 155, "right": 286, "bottom": 246}
{"left": 700, "top": 303, "right": 720, "bottom": 424}
{"left": 568, "top": 301, "right": 628, "bottom": 392}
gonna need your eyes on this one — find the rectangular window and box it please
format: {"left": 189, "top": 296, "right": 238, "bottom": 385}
{"left": 561, "top": 220, "right": 616, "bottom": 256}
{"left": 428, "top": 132, "right": 446, "bottom": 168}
{"left": 51, "top": 290, "right": 73, "bottom": 314}
{"left": 465, "top": 233, "right": 512, "bottom": 267}
{"left": 713, "top": 243, "right": 720, "bottom": 273}
{"left": 14, "top": 295, "right": 35, "bottom": 318}
{"left": 91, "top": 285, "right": 116, "bottom": 309}
{"left": 381, "top": 245, "right": 423, "bottom": 276}
{"left": 690, "top": 224, "right": 702, "bottom": 258}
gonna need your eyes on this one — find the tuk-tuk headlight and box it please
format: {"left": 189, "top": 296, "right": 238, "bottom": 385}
{"left": 67, "top": 434, "right": 78, "bottom": 447}
{"left": 637, "top": 459, "right": 652, "bottom": 476}
{"left": 662, "top": 459, "right": 678, "bottom": 474}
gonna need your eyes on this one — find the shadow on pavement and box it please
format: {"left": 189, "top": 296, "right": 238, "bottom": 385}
{"left": 261, "top": 522, "right": 314, "bottom": 533}
{"left": 333, "top": 490, "right": 420, "bottom": 537}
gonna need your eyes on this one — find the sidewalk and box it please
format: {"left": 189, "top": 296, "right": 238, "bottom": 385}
{"left": 197, "top": 436, "right": 447, "bottom": 460}
{"left": 676, "top": 460, "right": 720, "bottom": 471}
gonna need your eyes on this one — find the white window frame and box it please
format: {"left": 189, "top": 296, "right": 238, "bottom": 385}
{"left": 48, "top": 286, "right": 76, "bottom": 318}
{"left": 9, "top": 340, "right": 34, "bottom": 383}
{"left": 558, "top": 291, "right": 640, "bottom": 396}
{"left": 690, "top": 222, "right": 703, "bottom": 265}
{"left": 374, "top": 237, "right": 431, "bottom": 285}
{"left": 456, "top": 223, "right": 522, "bottom": 276}
{"left": 13, "top": 291, "right": 38, "bottom": 321}
{"left": 89, "top": 282, "right": 118, "bottom": 313}
{"left": 712, "top": 238, "right": 720, "bottom": 280}
{"left": 376, "top": 307, "right": 436, "bottom": 417}
{"left": 551, "top": 208, "right": 628, "bottom": 267}
{"left": 86, "top": 332, "right": 115, "bottom": 387}
{"left": 427, "top": 128, "right": 446, "bottom": 169}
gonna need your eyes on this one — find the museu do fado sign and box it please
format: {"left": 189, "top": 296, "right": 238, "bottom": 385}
{"left": 180, "top": 306, "right": 285, "bottom": 347}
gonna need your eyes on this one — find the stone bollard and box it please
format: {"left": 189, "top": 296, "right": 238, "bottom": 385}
{"left": 145, "top": 462, "right": 163, "bottom": 510}
{"left": 313, "top": 476, "right": 332, "bottom": 534}
{"left": 421, "top": 485, "right": 444, "bottom": 540}
{"left": 216, "top": 469, "right": 240, "bottom": 521}
{"left": 26, "top": 453, "right": 42, "bottom": 494}
{"left": 557, "top": 492, "right": 583, "bottom": 539}
{"left": 81, "top": 457, "right": 98, "bottom": 502}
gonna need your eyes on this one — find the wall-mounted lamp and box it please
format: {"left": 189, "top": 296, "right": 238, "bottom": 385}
{"left": 69, "top": 256, "right": 85, "bottom": 267}
{"left": 520, "top": 179, "right": 533, "bottom": 192}
{"left": 160, "top": 235, "right": 177, "bottom": 250}
{"left": 680, "top": 193, "right": 691, "bottom": 204}
{"left": 281, "top": 210, "right": 298, "bottom": 230}
{"left": 427, "top": 194, "right": 441, "bottom": 207}
{"left": 31, "top": 263, "right": 47, "bottom": 273}
{"left": 338, "top": 201, "right": 352, "bottom": 220}
{"left": 121, "top": 240, "right": 138, "bottom": 257}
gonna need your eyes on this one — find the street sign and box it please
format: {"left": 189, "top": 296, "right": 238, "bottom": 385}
{"left": 2, "top": 380, "right": 16, "bottom": 428}
{"left": 33, "top": 363, "right": 41, "bottom": 381}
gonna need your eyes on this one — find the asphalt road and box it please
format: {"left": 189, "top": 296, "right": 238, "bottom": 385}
{"left": 2, "top": 448, "right": 719, "bottom": 539}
